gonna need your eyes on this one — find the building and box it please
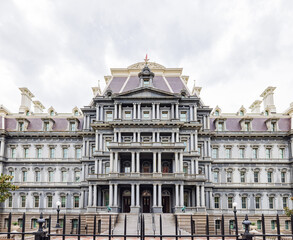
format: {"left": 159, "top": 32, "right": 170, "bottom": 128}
{"left": 0, "top": 60, "right": 293, "bottom": 233}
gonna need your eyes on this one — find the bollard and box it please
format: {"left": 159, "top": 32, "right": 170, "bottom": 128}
{"left": 242, "top": 215, "right": 253, "bottom": 240}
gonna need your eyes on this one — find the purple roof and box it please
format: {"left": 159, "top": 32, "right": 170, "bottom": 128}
{"left": 107, "top": 77, "right": 127, "bottom": 93}
{"left": 166, "top": 77, "right": 187, "bottom": 93}
{"left": 153, "top": 76, "right": 170, "bottom": 92}
{"left": 123, "top": 76, "right": 140, "bottom": 92}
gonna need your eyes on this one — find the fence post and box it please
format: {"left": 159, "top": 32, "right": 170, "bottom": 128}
{"left": 221, "top": 214, "right": 225, "bottom": 240}
{"left": 124, "top": 215, "right": 127, "bottom": 240}
{"left": 34, "top": 213, "right": 47, "bottom": 240}
{"left": 291, "top": 214, "right": 293, "bottom": 236}
{"left": 175, "top": 214, "right": 178, "bottom": 240}
{"left": 108, "top": 215, "right": 111, "bottom": 240}
{"left": 48, "top": 215, "right": 51, "bottom": 240}
{"left": 160, "top": 214, "right": 162, "bottom": 240}
{"left": 276, "top": 214, "right": 281, "bottom": 240}
{"left": 206, "top": 215, "right": 210, "bottom": 240}
{"left": 22, "top": 212, "right": 26, "bottom": 240}
{"left": 93, "top": 215, "right": 96, "bottom": 240}
{"left": 262, "top": 214, "right": 266, "bottom": 240}
{"left": 242, "top": 214, "right": 253, "bottom": 240}
{"left": 7, "top": 212, "right": 11, "bottom": 239}
{"left": 191, "top": 215, "right": 194, "bottom": 240}
{"left": 77, "top": 215, "right": 81, "bottom": 240}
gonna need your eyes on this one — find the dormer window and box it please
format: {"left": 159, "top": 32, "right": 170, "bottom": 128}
{"left": 50, "top": 110, "right": 54, "bottom": 116}
{"left": 70, "top": 122, "right": 76, "bottom": 131}
{"left": 239, "top": 110, "right": 244, "bottom": 116}
{"left": 74, "top": 110, "right": 79, "bottom": 116}
{"left": 16, "top": 118, "right": 30, "bottom": 131}
{"left": 44, "top": 122, "right": 49, "bottom": 131}
{"left": 214, "top": 110, "right": 219, "bottom": 116}
{"left": 143, "top": 80, "right": 150, "bottom": 87}
{"left": 215, "top": 118, "right": 226, "bottom": 131}
{"left": 42, "top": 118, "right": 54, "bottom": 131}
{"left": 240, "top": 118, "right": 252, "bottom": 131}
{"left": 19, "top": 122, "right": 24, "bottom": 131}
{"left": 218, "top": 122, "right": 224, "bottom": 131}
{"left": 266, "top": 118, "right": 279, "bottom": 131}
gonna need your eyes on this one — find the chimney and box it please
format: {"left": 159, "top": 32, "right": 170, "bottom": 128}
{"left": 33, "top": 100, "right": 45, "bottom": 113}
{"left": 260, "top": 86, "right": 276, "bottom": 113}
{"left": 249, "top": 100, "right": 262, "bottom": 113}
{"left": 19, "top": 88, "right": 34, "bottom": 114}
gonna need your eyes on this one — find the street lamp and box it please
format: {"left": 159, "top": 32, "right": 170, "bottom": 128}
{"left": 233, "top": 202, "right": 239, "bottom": 240}
{"left": 55, "top": 201, "right": 62, "bottom": 228}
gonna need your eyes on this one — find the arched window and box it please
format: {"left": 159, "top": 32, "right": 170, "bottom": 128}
{"left": 142, "top": 162, "right": 150, "bottom": 173}
{"left": 162, "top": 161, "right": 170, "bottom": 173}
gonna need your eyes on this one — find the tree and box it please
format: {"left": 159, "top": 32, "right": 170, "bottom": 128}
{"left": 0, "top": 174, "right": 19, "bottom": 202}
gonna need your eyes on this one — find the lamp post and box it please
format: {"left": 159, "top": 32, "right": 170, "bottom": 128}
{"left": 233, "top": 202, "right": 239, "bottom": 240}
{"left": 55, "top": 201, "right": 61, "bottom": 228}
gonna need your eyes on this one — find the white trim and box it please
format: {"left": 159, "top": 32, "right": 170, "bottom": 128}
{"left": 119, "top": 75, "right": 131, "bottom": 93}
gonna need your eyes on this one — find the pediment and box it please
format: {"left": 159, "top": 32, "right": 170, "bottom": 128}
{"left": 116, "top": 87, "right": 176, "bottom": 98}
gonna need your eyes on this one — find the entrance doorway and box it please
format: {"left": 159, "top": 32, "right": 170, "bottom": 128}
{"left": 142, "top": 190, "right": 151, "bottom": 213}
{"left": 122, "top": 190, "right": 131, "bottom": 213}
{"left": 162, "top": 190, "right": 171, "bottom": 213}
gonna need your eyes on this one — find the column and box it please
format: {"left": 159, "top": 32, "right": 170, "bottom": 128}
{"left": 153, "top": 152, "right": 157, "bottom": 173}
{"left": 109, "top": 184, "right": 113, "bottom": 207}
{"left": 194, "top": 130, "right": 198, "bottom": 151}
{"left": 93, "top": 185, "right": 97, "bottom": 206}
{"left": 87, "top": 116, "right": 90, "bottom": 129}
{"left": 114, "top": 103, "right": 118, "bottom": 119}
{"left": 171, "top": 132, "right": 175, "bottom": 143}
{"left": 179, "top": 152, "right": 183, "bottom": 172}
{"left": 114, "top": 152, "right": 118, "bottom": 172}
{"left": 203, "top": 115, "right": 206, "bottom": 129}
{"left": 192, "top": 188, "right": 196, "bottom": 207}
{"left": 191, "top": 159, "right": 194, "bottom": 175}
{"left": 110, "top": 152, "right": 113, "bottom": 172}
{"left": 152, "top": 103, "right": 155, "bottom": 119}
{"left": 190, "top": 134, "right": 194, "bottom": 151}
{"left": 201, "top": 185, "right": 205, "bottom": 207}
{"left": 175, "top": 184, "right": 179, "bottom": 207}
{"left": 153, "top": 184, "right": 157, "bottom": 206}
{"left": 158, "top": 152, "right": 162, "bottom": 173}
{"left": 171, "top": 104, "right": 174, "bottom": 119}
{"left": 156, "top": 103, "right": 160, "bottom": 119}
{"left": 196, "top": 185, "right": 200, "bottom": 207}
{"left": 195, "top": 160, "right": 199, "bottom": 174}
{"left": 95, "top": 132, "right": 99, "bottom": 150}
{"left": 205, "top": 165, "right": 208, "bottom": 178}
{"left": 131, "top": 184, "right": 135, "bottom": 206}
{"left": 1, "top": 140, "right": 5, "bottom": 157}
{"left": 133, "top": 103, "right": 137, "bottom": 119}
{"left": 99, "top": 134, "right": 103, "bottom": 151}
{"left": 137, "top": 132, "right": 141, "bottom": 142}
{"left": 137, "top": 104, "right": 141, "bottom": 120}
{"left": 175, "top": 103, "right": 179, "bottom": 119}
{"left": 176, "top": 132, "right": 179, "bottom": 142}
{"left": 136, "top": 184, "right": 140, "bottom": 206}
{"left": 158, "top": 184, "right": 162, "bottom": 206}
{"left": 114, "top": 132, "right": 117, "bottom": 142}
{"left": 207, "top": 140, "right": 211, "bottom": 157}
{"left": 157, "top": 132, "right": 160, "bottom": 142}
{"left": 209, "top": 191, "right": 213, "bottom": 209}
{"left": 80, "top": 191, "right": 84, "bottom": 208}
{"left": 131, "top": 152, "right": 135, "bottom": 173}
{"left": 118, "top": 132, "right": 122, "bottom": 142}
{"left": 99, "top": 159, "right": 102, "bottom": 174}
{"left": 86, "top": 141, "right": 90, "bottom": 157}
{"left": 190, "top": 106, "right": 193, "bottom": 121}
{"left": 180, "top": 184, "right": 184, "bottom": 206}
{"left": 96, "top": 106, "right": 100, "bottom": 121}
{"left": 118, "top": 104, "right": 122, "bottom": 119}
{"left": 175, "top": 152, "right": 178, "bottom": 173}
{"left": 133, "top": 132, "right": 136, "bottom": 142}
{"left": 152, "top": 132, "right": 156, "bottom": 142}
{"left": 100, "top": 106, "right": 104, "bottom": 121}
{"left": 207, "top": 116, "right": 210, "bottom": 129}
{"left": 88, "top": 185, "right": 93, "bottom": 206}
{"left": 136, "top": 152, "right": 140, "bottom": 173}
{"left": 98, "top": 187, "right": 102, "bottom": 206}
{"left": 194, "top": 106, "right": 197, "bottom": 121}
{"left": 114, "top": 184, "right": 118, "bottom": 206}
{"left": 95, "top": 160, "right": 98, "bottom": 174}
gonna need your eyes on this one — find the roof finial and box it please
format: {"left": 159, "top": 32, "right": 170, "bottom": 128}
{"left": 144, "top": 54, "right": 149, "bottom": 65}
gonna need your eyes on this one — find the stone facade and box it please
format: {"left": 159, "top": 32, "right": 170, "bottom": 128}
{"left": 0, "top": 61, "right": 293, "bottom": 233}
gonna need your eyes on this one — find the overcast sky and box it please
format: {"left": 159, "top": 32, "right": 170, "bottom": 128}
{"left": 0, "top": 0, "right": 293, "bottom": 114}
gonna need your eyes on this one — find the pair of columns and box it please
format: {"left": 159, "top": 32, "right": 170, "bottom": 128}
{"left": 94, "top": 159, "right": 103, "bottom": 174}
{"left": 114, "top": 103, "right": 124, "bottom": 119}
{"left": 0, "top": 139, "right": 5, "bottom": 157}
{"left": 174, "top": 184, "right": 205, "bottom": 207}
{"left": 153, "top": 184, "right": 162, "bottom": 207}
{"left": 109, "top": 183, "right": 118, "bottom": 207}
{"left": 96, "top": 105, "right": 104, "bottom": 121}
{"left": 131, "top": 184, "right": 140, "bottom": 207}
{"left": 170, "top": 103, "right": 179, "bottom": 119}
{"left": 153, "top": 152, "right": 162, "bottom": 173}
{"left": 171, "top": 132, "right": 180, "bottom": 143}
{"left": 109, "top": 152, "right": 119, "bottom": 172}
{"left": 203, "top": 140, "right": 211, "bottom": 158}
{"left": 95, "top": 132, "right": 103, "bottom": 151}
{"left": 190, "top": 159, "right": 199, "bottom": 175}
{"left": 151, "top": 103, "right": 161, "bottom": 119}
{"left": 175, "top": 184, "right": 185, "bottom": 207}
{"left": 83, "top": 140, "right": 90, "bottom": 157}
{"left": 131, "top": 152, "right": 140, "bottom": 173}
{"left": 174, "top": 152, "right": 184, "bottom": 173}
{"left": 83, "top": 115, "right": 91, "bottom": 129}
{"left": 190, "top": 131, "right": 198, "bottom": 151}
{"left": 189, "top": 105, "right": 197, "bottom": 121}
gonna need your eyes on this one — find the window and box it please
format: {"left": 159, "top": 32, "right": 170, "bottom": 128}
{"left": 228, "top": 197, "right": 233, "bottom": 209}
{"left": 63, "top": 148, "right": 68, "bottom": 158}
{"left": 227, "top": 171, "right": 232, "bottom": 183}
{"left": 143, "top": 111, "right": 150, "bottom": 119}
{"left": 281, "top": 172, "right": 286, "bottom": 183}
{"left": 143, "top": 79, "right": 150, "bottom": 87}
{"left": 266, "top": 148, "right": 271, "bottom": 159}
{"left": 279, "top": 148, "right": 284, "bottom": 159}
{"left": 271, "top": 220, "right": 276, "bottom": 230}
{"left": 241, "top": 197, "right": 247, "bottom": 209}
{"left": 74, "top": 196, "right": 79, "bottom": 208}
{"left": 74, "top": 110, "right": 79, "bottom": 116}
{"left": 50, "top": 110, "right": 54, "bottom": 116}
{"left": 8, "top": 196, "right": 12, "bottom": 208}
{"left": 21, "top": 196, "right": 26, "bottom": 208}
{"left": 240, "top": 172, "right": 246, "bottom": 183}
{"left": 257, "top": 220, "right": 262, "bottom": 230}
{"left": 254, "top": 171, "right": 259, "bottom": 183}
{"left": 239, "top": 110, "right": 244, "bottom": 116}
{"left": 124, "top": 111, "right": 132, "bottom": 120}
{"left": 62, "top": 171, "right": 67, "bottom": 182}
{"left": 214, "top": 197, "right": 220, "bottom": 208}
{"left": 103, "top": 190, "right": 109, "bottom": 206}
{"left": 226, "top": 148, "right": 231, "bottom": 158}
{"left": 70, "top": 122, "right": 76, "bottom": 131}
{"left": 212, "top": 148, "right": 218, "bottom": 158}
{"left": 106, "top": 111, "right": 113, "bottom": 121}
{"left": 180, "top": 111, "right": 187, "bottom": 122}
{"left": 255, "top": 197, "right": 260, "bottom": 209}
{"left": 214, "top": 172, "right": 219, "bottom": 183}
{"left": 47, "top": 196, "right": 53, "bottom": 208}
{"left": 44, "top": 122, "right": 49, "bottom": 131}
{"left": 271, "top": 122, "right": 277, "bottom": 132}
{"left": 74, "top": 171, "right": 80, "bottom": 182}
{"left": 9, "top": 170, "right": 14, "bottom": 182}
{"left": 269, "top": 197, "right": 274, "bottom": 209}
{"left": 48, "top": 171, "right": 54, "bottom": 182}
{"left": 218, "top": 122, "right": 224, "bottom": 131}
{"left": 22, "top": 171, "right": 27, "bottom": 182}
{"left": 37, "top": 148, "right": 42, "bottom": 158}
{"left": 11, "top": 148, "right": 16, "bottom": 158}
{"left": 283, "top": 197, "right": 288, "bottom": 208}
{"left": 61, "top": 196, "right": 66, "bottom": 208}
{"left": 24, "top": 148, "right": 29, "bottom": 158}
{"left": 161, "top": 111, "right": 169, "bottom": 120}
{"left": 214, "top": 110, "right": 219, "bottom": 116}
{"left": 35, "top": 171, "right": 40, "bottom": 182}
{"left": 105, "top": 162, "right": 110, "bottom": 174}
{"left": 76, "top": 148, "right": 81, "bottom": 158}
{"left": 252, "top": 148, "right": 258, "bottom": 159}
{"left": 49, "top": 148, "right": 55, "bottom": 158}
{"left": 229, "top": 220, "right": 235, "bottom": 230}
{"left": 32, "top": 219, "right": 38, "bottom": 228}
{"left": 244, "top": 122, "right": 250, "bottom": 131}
{"left": 19, "top": 122, "right": 24, "bottom": 131}
{"left": 72, "top": 219, "right": 78, "bottom": 230}
{"left": 267, "top": 171, "right": 272, "bottom": 183}
{"left": 34, "top": 196, "right": 39, "bottom": 208}
{"left": 215, "top": 220, "right": 221, "bottom": 230}
{"left": 239, "top": 149, "right": 245, "bottom": 159}
{"left": 285, "top": 220, "right": 290, "bottom": 230}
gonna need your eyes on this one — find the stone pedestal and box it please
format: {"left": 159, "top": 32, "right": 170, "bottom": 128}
{"left": 152, "top": 206, "right": 162, "bottom": 213}
{"left": 130, "top": 206, "right": 140, "bottom": 213}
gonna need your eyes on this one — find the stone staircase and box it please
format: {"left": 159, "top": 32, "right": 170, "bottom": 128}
{"left": 112, "top": 213, "right": 140, "bottom": 235}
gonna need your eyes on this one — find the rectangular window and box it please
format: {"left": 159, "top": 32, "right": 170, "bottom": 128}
{"left": 22, "top": 171, "right": 27, "bottom": 182}
{"left": 161, "top": 111, "right": 169, "bottom": 120}
{"left": 239, "top": 148, "right": 245, "bottom": 159}
{"left": 50, "top": 148, "right": 55, "bottom": 158}
{"left": 281, "top": 172, "right": 286, "bottom": 183}
{"left": 269, "top": 197, "right": 274, "bottom": 209}
{"left": 76, "top": 148, "right": 81, "bottom": 158}
{"left": 62, "top": 171, "right": 67, "bottom": 182}
{"left": 74, "top": 196, "right": 79, "bottom": 208}
{"left": 266, "top": 148, "right": 271, "bottom": 159}
{"left": 75, "top": 171, "right": 80, "bottom": 182}
{"left": 9, "top": 170, "right": 14, "bottom": 182}
{"left": 267, "top": 172, "right": 272, "bottom": 183}
{"left": 215, "top": 220, "right": 221, "bottom": 230}
{"left": 240, "top": 172, "right": 246, "bottom": 183}
{"left": 34, "top": 196, "right": 39, "bottom": 208}
{"left": 226, "top": 148, "right": 231, "bottom": 158}
{"left": 37, "top": 148, "right": 42, "bottom": 158}
{"left": 218, "top": 122, "right": 224, "bottom": 131}
{"left": 228, "top": 197, "right": 233, "bottom": 209}
{"left": 254, "top": 172, "right": 259, "bottom": 183}
{"left": 19, "top": 122, "right": 24, "bottom": 131}
{"left": 257, "top": 220, "right": 262, "bottom": 230}
{"left": 47, "top": 196, "right": 53, "bottom": 208}
{"left": 285, "top": 220, "right": 290, "bottom": 230}
{"left": 48, "top": 171, "right": 54, "bottom": 182}
{"left": 63, "top": 148, "right": 68, "bottom": 158}
{"left": 255, "top": 197, "right": 260, "bottom": 209}
{"left": 252, "top": 148, "right": 258, "bottom": 159}
{"left": 212, "top": 148, "right": 218, "bottom": 159}
{"left": 214, "top": 172, "right": 219, "bottom": 183}
{"left": 271, "top": 220, "right": 276, "bottom": 230}
{"left": 180, "top": 111, "right": 187, "bottom": 122}
{"left": 283, "top": 197, "right": 288, "bottom": 208}
{"left": 24, "top": 148, "right": 29, "bottom": 158}
{"left": 70, "top": 122, "right": 76, "bottom": 131}
{"left": 244, "top": 122, "right": 250, "bottom": 131}
{"left": 271, "top": 122, "right": 276, "bottom": 131}
{"left": 8, "top": 196, "right": 12, "bottom": 208}
{"left": 279, "top": 148, "right": 284, "bottom": 159}
{"left": 61, "top": 196, "right": 66, "bottom": 208}
{"left": 32, "top": 219, "right": 37, "bottom": 228}
{"left": 143, "top": 111, "right": 150, "bottom": 119}
{"left": 44, "top": 122, "right": 49, "bottom": 131}
{"left": 35, "top": 171, "right": 40, "bottom": 182}
{"left": 242, "top": 197, "right": 247, "bottom": 209}
{"left": 214, "top": 197, "right": 219, "bottom": 208}
{"left": 227, "top": 172, "right": 232, "bottom": 183}
{"left": 11, "top": 148, "right": 16, "bottom": 158}
{"left": 21, "top": 196, "right": 26, "bottom": 208}
{"left": 124, "top": 111, "right": 132, "bottom": 120}
{"left": 106, "top": 111, "right": 113, "bottom": 121}
{"left": 143, "top": 79, "right": 150, "bottom": 87}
